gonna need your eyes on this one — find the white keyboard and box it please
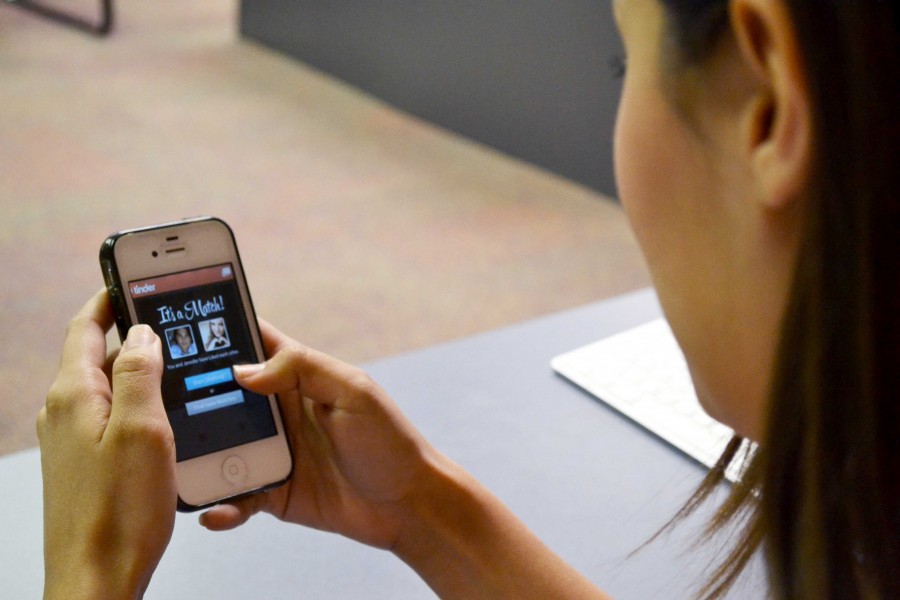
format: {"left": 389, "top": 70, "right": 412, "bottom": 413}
{"left": 552, "top": 318, "right": 746, "bottom": 482}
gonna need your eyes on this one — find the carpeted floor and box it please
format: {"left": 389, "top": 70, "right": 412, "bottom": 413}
{"left": 0, "top": 1, "right": 650, "bottom": 457}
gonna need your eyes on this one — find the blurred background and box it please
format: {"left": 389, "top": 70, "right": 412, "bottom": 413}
{"left": 0, "top": 1, "right": 649, "bottom": 457}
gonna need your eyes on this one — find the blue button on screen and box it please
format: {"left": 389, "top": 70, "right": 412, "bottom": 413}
{"left": 184, "top": 367, "right": 234, "bottom": 392}
{"left": 185, "top": 390, "right": 245, "bottom": 416}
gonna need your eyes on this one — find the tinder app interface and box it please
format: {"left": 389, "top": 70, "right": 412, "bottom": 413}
{"left": 129, "top": 263, "right": 276, "bottom": 461}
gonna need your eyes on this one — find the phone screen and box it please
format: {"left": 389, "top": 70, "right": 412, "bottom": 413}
{"left": 127, "top": 263, "right": 277, "bottom": 461}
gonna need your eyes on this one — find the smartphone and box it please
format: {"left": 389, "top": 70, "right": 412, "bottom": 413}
{"left": 100, "top": 217, "right": 293, "bottom": 511}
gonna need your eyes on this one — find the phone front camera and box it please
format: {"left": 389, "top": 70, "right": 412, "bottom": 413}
{"left": 152, "top": 251, "right": 159, "bottom": 257}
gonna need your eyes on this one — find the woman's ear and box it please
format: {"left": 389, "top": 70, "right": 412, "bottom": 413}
{"left": 731, "top": 0, "right": 812, "bottom": 211}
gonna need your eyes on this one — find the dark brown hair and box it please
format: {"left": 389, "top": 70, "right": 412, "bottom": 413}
{"left": 655, "top": 1, "right": 900, "bottom": 598}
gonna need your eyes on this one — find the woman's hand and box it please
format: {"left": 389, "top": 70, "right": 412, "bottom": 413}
{"left": 36, "top": 294, "right": 605, "bottom": 599}
{"left": 38, "top": 290, "right": 176, "bottom": 600}
{"left": 201, "top": 321, "right": 610, "bottom": 600}
{"left": 199, "top": 320, "right": 443, "bottom": 550}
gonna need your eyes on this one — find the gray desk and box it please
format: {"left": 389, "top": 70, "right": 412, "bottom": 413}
{"left": 0, "top": 289, "right": 766, "bottom": 598}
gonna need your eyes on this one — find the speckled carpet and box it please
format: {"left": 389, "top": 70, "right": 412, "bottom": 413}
{"left": 0, "top": 1, "right": 649, "bottom": 456}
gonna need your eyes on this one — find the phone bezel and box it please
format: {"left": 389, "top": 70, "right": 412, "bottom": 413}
{"left": 100, "top": 217, "right": 292, "bottom": 511}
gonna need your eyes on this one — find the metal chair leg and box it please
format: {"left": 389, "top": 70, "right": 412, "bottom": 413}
{"left": 7, "top": 0, "right": 114, "bottom": 37}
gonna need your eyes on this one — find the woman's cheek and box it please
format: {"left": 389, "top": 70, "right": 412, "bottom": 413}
{"left": 613, "top": 80, "right": 668, "bottom": 268}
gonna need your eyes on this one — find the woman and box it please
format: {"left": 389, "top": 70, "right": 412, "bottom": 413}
{"left": 204, "top": 318, "right": 229, "bottom": 351}
{"left": 38, "top": 0, "right": 898, "bottom": 598}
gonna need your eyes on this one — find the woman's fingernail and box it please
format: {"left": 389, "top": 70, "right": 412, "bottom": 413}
{"left": 124, "top": 325, "right": 156, "bottom": 350}
{"left": 233, "top": 363, "right": 264, "bottom": 378}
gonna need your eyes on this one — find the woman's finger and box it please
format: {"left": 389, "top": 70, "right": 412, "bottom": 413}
{"left": 44, "top": 290, "right": 116, "bottom": 429}
{"left": 234, "top": 345, "right": 379, "bottom": 411}
{"left": 107, "top": 325, "right": 169, "bottom": 433}
{"left": 258, "top": 318, "right": 295, "bottom": 357}
{"left": 58, "top": 289, "right": 114, "bottom": 376}
{"left": 199, "top": 490, "right": 270, "bottom": 531}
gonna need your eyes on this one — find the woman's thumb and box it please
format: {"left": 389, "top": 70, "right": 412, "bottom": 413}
{"left": 109, "top": 325, "right": 167, "bottom": 427}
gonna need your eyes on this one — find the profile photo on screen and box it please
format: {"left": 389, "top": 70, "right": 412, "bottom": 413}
{"left": 165, "top": 325, "right": 199, "bottom": 359}
{"left": 199, "top": 317, "right": 231, "bottom": 352}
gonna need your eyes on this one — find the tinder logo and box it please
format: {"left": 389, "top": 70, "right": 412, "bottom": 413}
{"left": 131, "top": 283, "right": 156, "bottom": 296}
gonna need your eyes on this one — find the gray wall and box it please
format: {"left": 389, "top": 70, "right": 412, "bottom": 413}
{"left": 240, "top": 2, "right": 624, "bottom": 197}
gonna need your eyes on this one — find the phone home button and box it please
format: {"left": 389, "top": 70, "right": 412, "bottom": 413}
{"left": 222, "top": 455, "right": 248, "bottom": 485}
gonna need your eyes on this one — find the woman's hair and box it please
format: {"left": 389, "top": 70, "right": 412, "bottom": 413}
{"left": 654, "top": 1, "right": 900, "bottom": 598}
